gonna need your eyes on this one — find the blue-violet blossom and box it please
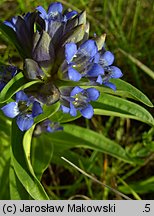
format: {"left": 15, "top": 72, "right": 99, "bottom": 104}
{"left": 97, "top": 50, "right": 123, "bottom": 90}
{"left": 1, "top": 91, "right": 43, "bottom": 131}
{"left": 34, "top": 119, "right": 63, "bottom": 136}
{"left": 61, "top": 86, "right": 100, "bottom": 119}
{"left": 63, "top": 39, "right": 104, "bottom": 81}
{"left": 37, "top": 2, "right": 77, "bottom": 38}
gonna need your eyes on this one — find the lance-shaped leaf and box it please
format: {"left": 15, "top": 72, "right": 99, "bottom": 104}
{"left": 93, "top": 93, "right": 154, "bottom": 126}
{"left": 0, "top": 72, "right": 42, "bottom": 103}
{"left": 46, "top": 124, "right": 139, "bottom": 164}
{"left": 10, "top": 119, "right": 49, "bottom": 200}
{"left": 24, "top": 59, "right": 45, "bottom": 80}
{"left": 111, "top": 79, "right": 153, "bottom": 107}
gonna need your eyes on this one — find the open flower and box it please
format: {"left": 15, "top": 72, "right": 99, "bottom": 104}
{"left": 98, "top": 50, "right": 123, "bottom": 90}
{"left": 62, "top": 40, "right": 104, "bottom": 81}
{"left": 33, "top": 119, "right": 63, "bottom": 136}
{"left": 1, "top": 91, "right": 43, "bottom": 131}
{"left": 37, "top": 2, "right": 77, "bottom": 39}
{"left": 61, "top": 86, "right": 100, "bottom": 119}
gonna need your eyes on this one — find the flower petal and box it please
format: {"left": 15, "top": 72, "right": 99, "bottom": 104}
{"left": 80, "top": 104, "right": 94, "bottom": 119}
{"left": 16, "top": 114, "right": 34, "bottom": 131}
{"left": 65, "top": 11, "right": 78, "bottom": 20}
{"left": 87, "top": 63, "right": 104, "bottom": 77}
{"left": 1, "top": 102, "right": 19, "bottom": 118}
{"left": 96, "top": 75, "right": 103, "bottom": 84}
{"left": 46, "top": 125, "right": 53, "bottom": 133}
{"left": 65, "top": 43, "right": 77, "bottom": 63}
{"left": 4, "top": 21, "right": 16, "bottom": 31}
{"left": 110, "top": 66, "right": 123, "bottom": 78}
{"left": 48, "top": 2, "right": 63, "bottom": 15}
{"left": 61, "top": 105, "right": 70, "bottom": 113}
{"left": 70, "top": 103, "right": 77, "bottom": 116}
{"left": 36, "top": 6, "right": 47, "bottom": 19}
{"left": 94, "top": 52, "right": 100, "bottom": 63}
{"left": 103, "top": 82, "right": 116, "bottom": 91}
{"left": 78, "top": 40, "right": 98, "bottom": 58}
{"left": 86, "top": 88, "right": 100, "bottom": 101}
{"left": 70, "top": 86, "right": 83, "bottom": 96}
{"left": 101, "top": 51, "right": 114, "bottom": 66}
{"left": 16, "top": 91, "right": 28, "bottom": 102}
{"left": 68, "top": 67, "right": 81, "bottom": 81}
{"left": 32, "top": 101, "right": 43, "bottom": 117}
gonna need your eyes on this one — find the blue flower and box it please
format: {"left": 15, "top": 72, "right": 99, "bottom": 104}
{"left": 98, "top": 50, "right": 123, "bottom": 90}
{"left": 0, "top": 65, "right": 18, "bottom": 91}
{"left": 62, "top": 40, "right": 104, "bottom": 81}
{"left": 61, "top": 86, "right": 100, "bottom": 119}
{"left": 1, "top": 91, "right": 43, "bottom": 131}
{"left": 34, "top": 119, "right": 63, "bottom": 136}
{"left": 4, "top": 17, "right": 17, "bottom": 31}
{"left": 37, "top": 2, "right": 77, "bottom": 38}
{"left": 4, "top": 12, "right": 37, "bottom": 57}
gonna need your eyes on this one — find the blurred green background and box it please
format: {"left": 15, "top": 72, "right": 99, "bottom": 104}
{"left": 0, "top": 0, "right": 154, "bottom": 200}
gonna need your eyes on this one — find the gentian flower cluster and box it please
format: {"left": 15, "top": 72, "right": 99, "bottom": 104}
{"left": 0, "top": 2, "right": 123, "bottom": 131}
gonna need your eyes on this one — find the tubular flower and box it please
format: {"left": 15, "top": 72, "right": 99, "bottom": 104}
{"left": 60, "top": 86, "right": 100, "bottom": 119}
{"left": 33, "top": 119, "right": 63, "bottom": 136}
{"left": 36, "top": 2, "right": 77, "bottom": 36}
{"left": 1, "top": 91, "right": 43, "bottom": 131}
{"left": 61, "top": 39, "right": 104, "bottom": 81}
{"left": 97, "top": 50, "right": 123, "bottom": 90}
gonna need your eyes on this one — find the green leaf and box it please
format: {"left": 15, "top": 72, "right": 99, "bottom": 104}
{"left": 50, "top": 110, "right": 81, "bottom": 123}
{"left": 95, "top": 79, "right": 153, "bottom": 107}
{"left": 9, "top": 161, "right": 31, "bottom": 200}
{"left": 25, "top": 102, "right": 60, "bottom": 180}
{"left": 0, "top": 116, "right": 11, "bottom": 199}
{"left": 0, "top": 21, "right": 26, "bottom": 58}
{"left": 47, "top": 124, "right": 140, "bottom": 164}
{"left": 93, "top": 93, "right": 154, "bottom": 126}
{"left": 0, "top": 159, "right": 10, "bottom": 199}
{"left": 31, "top": 136, "right": 53, "bottom": 180}
{"left": 34, "top": 102, "right": 60, "bottom": 123}
{"left": 11, "top": 119, "right": 49, "bottom": 200}
{"left": 0, "top": 72, "right": 41, "bottom": 103}
{"left": 111, "top": 79, "right": 153, "bottom": 107}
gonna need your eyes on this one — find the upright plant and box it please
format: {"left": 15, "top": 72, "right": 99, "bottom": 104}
{"left": 0, "top": 2, "right": 153, "bottom": 199}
